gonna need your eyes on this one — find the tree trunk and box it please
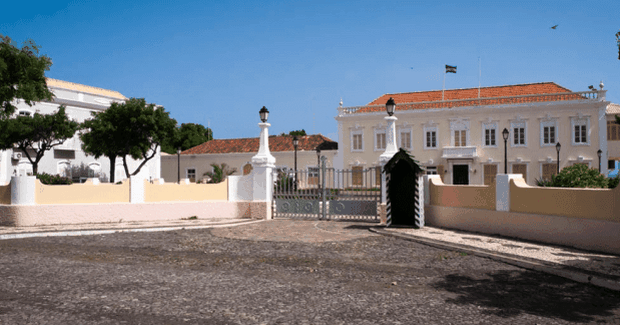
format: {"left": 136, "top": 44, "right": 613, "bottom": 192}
{"left": 108, "top": 155, "right": 117, "bottom": 183}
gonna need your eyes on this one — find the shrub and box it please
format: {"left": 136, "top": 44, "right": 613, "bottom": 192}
{"left": 536, "top": 164, "right": 609, "bottom": 188}
{"left": 36, "top": 172, "right": 73, "bottom": 185}
{"left": 608, "top": 176, "right": 619, "bottom": 189}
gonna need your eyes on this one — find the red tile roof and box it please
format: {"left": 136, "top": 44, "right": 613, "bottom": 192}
{"left": 182, "top": 134, "right": 336, "bottom": 155}
{"left": 357, "top": 82, "right": 581, "bottom": 113}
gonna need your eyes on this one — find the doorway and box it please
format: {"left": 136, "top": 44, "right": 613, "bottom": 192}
{"left": 452, "top": 164, "right": 469, "bottom": 185}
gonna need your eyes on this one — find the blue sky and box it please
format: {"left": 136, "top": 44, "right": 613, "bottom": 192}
{"left": 2, "top": 0, "right": 619, "bottom": 141}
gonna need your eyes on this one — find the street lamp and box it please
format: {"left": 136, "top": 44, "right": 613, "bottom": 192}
{"left": 177, "top": 147, "right": 181, "bottom": 183}
{"left": 598, "top": 149, "right": 603, "bottom": 173}
{"left": 259, "top": 106, "right": 269, "bottom": 123}
{"left": 556, "top": 142, "right": 561, "bottom": 174}
{"left": 502, "top": 128, "right": 509, "bottom": 174}
{"left": 293, "top": 136, "right": 299, "bottom": 190}
{"left": 385, "top": 97, "right": 395, "bottom": 116}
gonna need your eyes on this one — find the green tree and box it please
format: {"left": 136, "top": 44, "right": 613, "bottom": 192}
{"left": 536, "top": 163, "right": 609, "bottom": 188}
{"left": 203, "top": 163, "right": 237, "bottom": 183}
{"left": 279, "top": 129, "right": 306, "bottom": 137}
{"left": 0, "top": 106, "right": 79, "bottom": 174}
{"left": 161, "top": 123, "right": 213, "bottom": 154}
{"left": 80, "top": 98, "right": 176, "bottom": 182}
{"left": 0, "top": 35, "right": 53, "bottom": 119}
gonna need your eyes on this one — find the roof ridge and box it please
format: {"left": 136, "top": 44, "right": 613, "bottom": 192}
{"left": 45, "top": 78, "right": 128, "bottom": 99}
{"left": 382, "top": 81, "right": 563, "bottom": 97}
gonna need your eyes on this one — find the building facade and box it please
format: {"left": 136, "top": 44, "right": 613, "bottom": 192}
{"left": 0, "top": 78, "right": 161, "bottom": 185}
{"left": 160, "top": 134, "right": 338, "bottom": 183}
{"left": 335, "top": 82, "right": 610, "bottom": 186}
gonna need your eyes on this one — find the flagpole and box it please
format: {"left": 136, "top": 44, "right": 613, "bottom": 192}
{"left": 442, "top": 68, "right": 446, "bottom": 101}
{"left": 478, "top": 57, "right": 481, "bottom": 99}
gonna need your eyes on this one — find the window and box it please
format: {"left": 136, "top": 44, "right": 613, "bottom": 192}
{"left": 186, "top": 168, "right": 196, "bottom": 182}
{"left": 57, "top": 161, "right": 71, "bottom": 177}
{"left": 574, "top": 122, "right": 587, "bottom": 144}
{"left": 543, "top": 126, "right": 556, "bottom": 144}
{"left": 454, "top": 130, "right": 467, "bottom": 147}
{"left": 608, "top": 120, "right": 620, "bottom": 141}
{"left": 425, "top": 166, "right": 438, "bottom": 175}
{"left": 540, "top": 119, "right": 558, "bottom": 146}
{"left": 399, "top": 129, "right": 412, "bottom": 149}
{"left": 425, "top": 130, "right": 437, "bottom": 149}
{"left": 485, "top": 129, "right": 496, "bottom": 146}
{"left": 351, "top": 131, "right": 363, "bottom": 151}
{"left": 375, "top": 131, "right": 386, "bottom": 150}
{"left": 608, "top": 160, "right": 617, "bottom": 170}
{"left": 571, "top": 117, "right": 589, "bottom": 145}
{"left": 511, "top": 121, "right": 526, "bottom": 146}
{"left": 308, "top": 167, "right": 319, "bottom": 185}
{"left": 243, "top": 163, "right": 253, "bottom": 175}
{"left": 18, "top": 110, "right": 32, "bottom": 117}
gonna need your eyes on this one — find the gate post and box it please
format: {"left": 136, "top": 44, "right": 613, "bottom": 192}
{"left": 378, "top": 114, "right": 399, "bottom": 224}
{"left": 250, "top": 114, "right": 276, "bottom": 220}
{"left": 321, "top": 155, "right": 327, "bottom": 220}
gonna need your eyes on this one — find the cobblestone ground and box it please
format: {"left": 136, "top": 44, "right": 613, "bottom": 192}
{"left": 0, "top": 219, "right": 619, "bottom": 324}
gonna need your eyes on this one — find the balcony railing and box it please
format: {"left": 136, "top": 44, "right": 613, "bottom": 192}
{"left": 442, "top": 146, "right": 477, "bottom": 159}
{"left": 338, "top": 90, "right": 606, "bottom": 116}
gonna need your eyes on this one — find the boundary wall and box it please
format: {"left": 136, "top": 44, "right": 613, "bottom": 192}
{"left": 0, "top": 174, "right": 269, "bottom": 227}
{"left": 424, "top": 174, "right": 620, "bottom": 255}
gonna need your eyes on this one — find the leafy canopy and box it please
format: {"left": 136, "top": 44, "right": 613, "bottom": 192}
{"left": 161, "top": 123, "right": 213, "bottom": 154}
{"left": 279, "top": 129, "right": 306, "bottom": 137}
{"left": 80, "top": 98, "right": 176, "bottom": 181}
{"left": 0, "top": 35, "right": 53, "bottom": 118}
{"left": 203, "top": 163, "right": 236, "bottom": 183}
{"left": 0, "top": 106, "right": 79, "bottom": 174}
{"left": 536, "top": 163, "right": 615, "bottom": 188}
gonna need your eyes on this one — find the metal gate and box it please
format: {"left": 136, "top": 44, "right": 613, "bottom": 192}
{"left": 273, "top": 157, "right": 381, "bottom": 222}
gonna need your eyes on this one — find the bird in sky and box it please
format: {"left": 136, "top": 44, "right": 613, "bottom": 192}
{"left": 551, "top": 25, "right": 558, "bottom": 29}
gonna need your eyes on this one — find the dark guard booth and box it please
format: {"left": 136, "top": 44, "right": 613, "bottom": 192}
{"left": 383, "top": 149, "right": 424, "bottom": 228}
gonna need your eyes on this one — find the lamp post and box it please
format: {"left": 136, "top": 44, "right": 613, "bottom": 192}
{"left": 556, "top": 142, "right": 561, "bottom": 174}
{"left": 597, "top": 149, "right": 603, "bottom": 173}
{"left": 177, "top": 148, "right": 181, "bottom": 183}
{"left": 502, "top": 128, "right": 509, "bottom": 174}
{"left": 293, "top": 136, "right": 299, "bottom": 190}
{"left": 378, "top": 97, "right": 398, "bottom": 206}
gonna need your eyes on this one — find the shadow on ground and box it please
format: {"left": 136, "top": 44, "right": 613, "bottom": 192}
{"left": 432, "top": 269, "right": 620, "bottom": 322}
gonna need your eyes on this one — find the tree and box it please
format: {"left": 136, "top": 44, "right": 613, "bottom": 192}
{"left": 279, "top": 129, "right": 306, "bottom": 137}
{"left": 536, "top": 163, "right": 611, "bottom": 188}
{"left": 0, "top": 35, "right": 53, "bottom": 119}
{"left": 0, "top": 106, "right": 79, "bottom": 174}
{"left": 616, "top": 29, "right": 620, "bottom": 60}
{"left": 203, "top": 163, "right": 237, "bottom": 183}
{"left": 80, "top": 98, "right": 176, "bottom": 182}
{"left": 161, "top": 122, "right": 213, "bottom": 154}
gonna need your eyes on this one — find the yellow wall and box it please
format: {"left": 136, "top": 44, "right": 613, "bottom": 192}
{"left": 35, "top": 180, "right": 130, "bottom": 204}
{"left": 429, "top": 177, "right": 495, "bottom": 210}
{"left": 0, "top": 184, "right": 10, "bottom": 204}
{"left": 510, "top": 178, "right": 620, "bottom": 222}
{"left": 144, "top": 179, "right": 228, "bottom": 202}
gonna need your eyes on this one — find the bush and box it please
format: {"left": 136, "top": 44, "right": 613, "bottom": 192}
{"left": 36, "top": 172, "right": 73, "bottom": 185}
{"left": 536, "top": 164, "right": 609, "bottom": 188}
{"left": 608, "top": 176, "right": 619, "bottom": 189}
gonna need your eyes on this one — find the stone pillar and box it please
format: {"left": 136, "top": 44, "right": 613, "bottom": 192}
{"left": 251, "top": 122, "right": 276, "bottom": 220}
{"left": 11, "top": 176, "right": 36, "bottom": 205}
{"left": 379, "top": 115, "right": 398, "bottom": 203}
{"left": 496, "top": 174, "right": 522, "bottom": 211}
{"left": 129, "top": 176, "right": 145, "bottom": 203}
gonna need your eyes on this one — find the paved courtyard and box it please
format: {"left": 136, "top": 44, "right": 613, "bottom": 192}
{"left": 0, "top": 219, "right": 619, "bottom": 324}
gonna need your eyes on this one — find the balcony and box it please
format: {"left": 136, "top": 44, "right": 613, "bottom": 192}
{"left": 442, "top": 146, "right": 477, "bottom": 159}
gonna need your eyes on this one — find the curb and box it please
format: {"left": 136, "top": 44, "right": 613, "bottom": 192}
{"left": 0, "top": 219, "right": 264, "bottom": 241}
{"left": 370, "top": 227, "right": 620, "bottom": 292}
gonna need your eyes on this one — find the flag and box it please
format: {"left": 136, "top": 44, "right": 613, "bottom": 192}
{"left": 445, "top": 65, "right": 457, "bottom": 73}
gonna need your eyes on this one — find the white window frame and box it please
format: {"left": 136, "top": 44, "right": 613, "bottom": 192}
{"left": 374, "top": 128, "right": 387, "bottom": 151}
{"left": 571, "top": 117, "right": 590, "bottom": 146}
{"left": 351, "top": 130, "right": 364, "bottom": 152}
{"left": 540, "top": 119, "right": 558, "bottom": 147}
{"left": 398, "top": 126, "right": 413, "bottom": 150}
{"left": 482, "top": 122, "right": 498, "bottom": 148}
{"left": 18, "top": 109, "right": 34, "bottom": 117}
{"left": 57, "top": 160, "right": 71, "bottom": 177}
{"left": 423, "top": 126, "right": 438, "bottom": 150}
{"left": 449, "top": 119, "right": 470, "bottom": 147}
{"left": 186, "top": 168, "right": 196, "bottom": 180}
{"left": 510, "top": 121, "right": 527, "bottom": 147}
{"left": 425, "top": 166, "right": 438, "bottom": 175}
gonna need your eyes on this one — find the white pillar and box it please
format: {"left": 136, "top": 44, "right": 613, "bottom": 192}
{"left": 496, "top": 174, "right": 522, "bottom": 211}
{"left": 379, "top": 115, "right": 398, "bottom": 203}
{"left": 129, "top": 176, "right": 145, "bottom": 203}
{"left": 11, "top": 176, "right": 36, "bottom": 205}
{"left": 251, "top": 122, "right": 276, "bottom": 219}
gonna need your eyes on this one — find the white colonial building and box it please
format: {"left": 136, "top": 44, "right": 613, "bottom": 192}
{"left": 335, "top": 82, "right": 612, "bottom": 186}
{"left": 0, "top": 78, "right": 161, "bottom": 185}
